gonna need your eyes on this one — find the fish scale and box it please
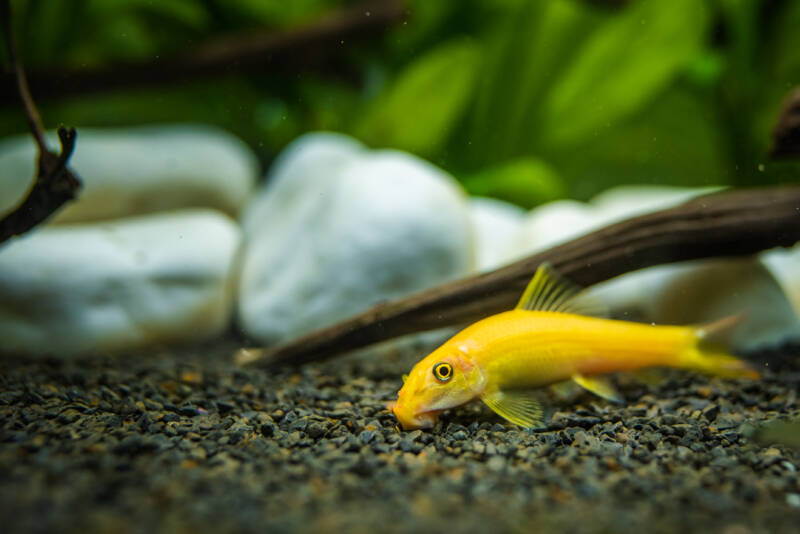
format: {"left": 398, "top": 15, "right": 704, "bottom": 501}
{"left": 391, "top": 264, "right": 759, "bottom": 430}
{"left": 479, "top": 312, "right": 697, "bottom": 390}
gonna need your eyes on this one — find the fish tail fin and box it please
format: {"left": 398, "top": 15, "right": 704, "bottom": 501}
{"left": 679, "top": 344, "right": 759, "bottom": 379}
{"left": 678, "top": 316, "right": 759, "bottom": 379}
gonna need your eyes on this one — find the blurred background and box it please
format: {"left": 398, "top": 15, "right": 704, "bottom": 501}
{"left": 2, "top": 0, "right": 799, "bottom": 208}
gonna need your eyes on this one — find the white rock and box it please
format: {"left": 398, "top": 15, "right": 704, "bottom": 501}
{"left": 509, "top": 185, "right": 719, "bottom": 260}
{"left": 239, "top": 133, "right": 474, "bottom": 345}
{"left": 509, "top": 185, "right": 800, "bottom": 350}
{"left": 241, "top": 132, "right": 365, "bottom": 235}
{"left": 0, "top": 209, "right": 241, "bottom": 355}
{"left": 591, "top": 259, "right": 800, "bottom": 351}
{"left": 762, "top": 246, "right": 800, "bottom": 317}
{"left": 507, "top": 199, "right": 597, "bottom": 260}
{"left": 468, "top": 197, "right": 525, "bottom": 271}
{"left": 0, "top": 124, "right": 258, "bottom": 223}
{"left": 590, "top": 185, "right": 721, "bottom": 221}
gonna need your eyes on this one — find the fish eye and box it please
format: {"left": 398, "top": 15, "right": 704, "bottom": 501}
{"left": 433, "top": 362, "right": 453, "bottom": 382}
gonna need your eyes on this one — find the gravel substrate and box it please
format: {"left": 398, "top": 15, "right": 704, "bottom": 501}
{"left": 2, "top": 337, "right": 800, "bottom": 534}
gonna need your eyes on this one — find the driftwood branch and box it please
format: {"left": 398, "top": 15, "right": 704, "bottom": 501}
{"left": 0, "top": 0, "right": 406, "bottom": 103}
{"left": 238, "top": 185, "right": 800, "bottom": 368}
{"left": 771, "top": 87, "right": 800, "bottom": 160}
{"left": 0, "top": 0, "right": 81, "bottom": 245}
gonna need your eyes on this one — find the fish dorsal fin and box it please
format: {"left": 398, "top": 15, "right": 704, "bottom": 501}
{"left": 572, "top": 373, "right": 623, "bottom": 403}
{"left": 515, "top": 263, "right": 607, "bottom": 317}
{"left": 481, "top": 389, "right": 545, "bottom": 428}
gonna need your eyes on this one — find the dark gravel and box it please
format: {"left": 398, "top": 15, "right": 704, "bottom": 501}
{"left": 2, "top": 338, "right": 800, "bottom": 534}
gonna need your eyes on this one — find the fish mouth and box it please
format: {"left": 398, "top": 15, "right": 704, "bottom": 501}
{"left": 390, "top": 401, "right": 442, "bottom": 430}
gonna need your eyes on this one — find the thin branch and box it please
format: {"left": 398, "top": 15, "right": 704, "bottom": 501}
{"left": 0, "top": 0, "right": 407, "bottom": 103}
{"left": 0, "top": 0, "right": 81, "bottom": 245}
{"left": 1, "top": 0, "right": 45, "bottom": 149}
{"left": 237, "top": 185, "right": 800, "bottom": 368}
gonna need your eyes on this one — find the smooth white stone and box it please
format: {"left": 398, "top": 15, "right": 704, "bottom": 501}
{"left": 762, "top": 245, "right": 800, "bottom": 318}
{"left": 509, "top": 185, "right": 800, "bottom": 350}
{"left": 241, "top": 132, "right": 365, "bottom": 236}
{"left": 0, "top": 124, "right": 258, "bottom": 223}
{"left": 239, "top": 134, "right": 473, "bottom": 345}
{"left": 591, "top": 259, "right": 800, "bottom": 351}
{"left": 468, "top": 197, "right": 526, "bottom": 272}
{"left": 590, "top": 185, "right": 721, "bottom": 221}
{"left": 0, "top": 209, "right": 241, "bottom": 355}
{"left": 509, "top": 186, "right": 719, "bottom": 260}
{"left": 507, "top": 199, "right": 596, "bottom": 261}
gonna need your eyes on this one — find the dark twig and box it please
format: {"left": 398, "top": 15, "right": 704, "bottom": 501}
{"left": 237, "top": 185, "right": 800, "bottom": 368}
{"left": 771, "top": 87, "right": 800, "bottom": 159}
{"left": 0, "top": 0, "right": 81, "bottom": 245}
{"left": 2, "top": 0, "right": 45, "bottom": 150}
{"left": 0, "top": 0, "right": 407, "bottom": 103}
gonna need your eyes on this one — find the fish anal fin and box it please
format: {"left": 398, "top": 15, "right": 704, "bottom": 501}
{"left": 515, "top": 263, "right": 607, "bottom": 317}
{"left": 549, "top": 379, "right": 581, "bottom": 400}
{"left": 481, "top": 389, "right": 545, "bottom": 428}
{"left": 572, "top": 373, "right": 623, "bottom": 403}
{"left": 630, "top": 368, "right": 668, "bottom": 386}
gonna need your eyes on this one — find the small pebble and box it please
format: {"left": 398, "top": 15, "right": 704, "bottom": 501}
{"left": 0, "top": 340, "right": 798, "bottom": 533}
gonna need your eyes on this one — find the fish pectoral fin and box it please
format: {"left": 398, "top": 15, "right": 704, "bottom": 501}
{"left": 571, "top": 374, "right": 623, "bottom": 403}
{"left": 515, "top": 263, "right": 607, "bottom": 317}
{"left": 481, "top": 389, "right": 545, "bottom": 429}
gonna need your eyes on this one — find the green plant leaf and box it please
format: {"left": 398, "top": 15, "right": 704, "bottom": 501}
{"left": 355, "top": 39, "right": 481, "bottom": 156}
{"left": 540, "top": 0, "right": 709, "bottom": 147}
{"left": 753, "top": 0, "right": 800, "bottom": 159}
{"left": 462, "top": 158, "right": 565, "bottom": 208}
{"left": 545, "top": 85, "right": 730, "bottom": 200}
{"left": 466, "top": 0, "right": 603, "bottom": 164}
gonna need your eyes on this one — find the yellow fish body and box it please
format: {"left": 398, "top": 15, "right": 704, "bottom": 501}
{"left": 390, "top": 264, "right": 759, "bottom": 430}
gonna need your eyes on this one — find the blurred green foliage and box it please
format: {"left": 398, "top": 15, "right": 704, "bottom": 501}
{"left": 2, "top": 0, "right": 799, "bottom": 206}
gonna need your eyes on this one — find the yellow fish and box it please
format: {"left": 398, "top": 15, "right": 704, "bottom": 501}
{"left": 390, "top": 264, "right": 759, "bottom": 430}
